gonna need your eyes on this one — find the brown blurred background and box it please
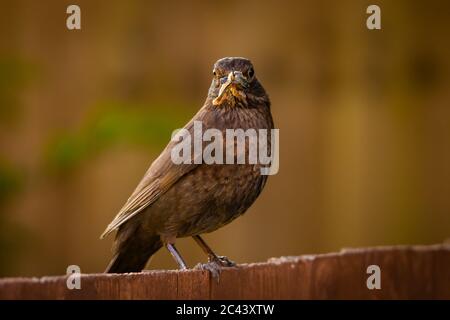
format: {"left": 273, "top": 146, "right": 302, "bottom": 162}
{"left": 0, "top": 0, "right": 449, "bottom": 277}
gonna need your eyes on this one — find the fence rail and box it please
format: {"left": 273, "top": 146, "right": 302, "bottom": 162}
{"left": 1, "top": 244, "right": 449, "bottom": 299}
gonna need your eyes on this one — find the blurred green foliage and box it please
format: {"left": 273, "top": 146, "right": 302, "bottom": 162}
{"left": 0, "top": 56, "right": 33, "bottom": 274}
{"left": 0, "top": 159, "right": 25, "bottom": 275}
{"left": 0, "top": 160, "right": 22, "bottom": 203}
{"left": 45, "top": 101, "right": 193, "bottom": 173}
{"left": 0, "top": 57, "right": 36, "bottom": 124}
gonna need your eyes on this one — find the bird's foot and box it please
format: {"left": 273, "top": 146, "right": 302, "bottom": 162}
{"left": 194, "top": 255, "right": 237, "bottom": 282}
{"left": 210, "top": 255, "right": 236, "bottom": 267}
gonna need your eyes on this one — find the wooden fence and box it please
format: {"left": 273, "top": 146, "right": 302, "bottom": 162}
{"left": 0, "top": 244, "right": 449, "bottom": 299}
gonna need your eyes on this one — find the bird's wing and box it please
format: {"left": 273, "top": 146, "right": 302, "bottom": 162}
{"left": 100, "top": 107, "right": 208, "bottom": 239}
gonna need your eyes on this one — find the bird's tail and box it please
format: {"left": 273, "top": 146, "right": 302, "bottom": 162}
{"left": 105, "top": 232, "right": 162, "bottom": 273}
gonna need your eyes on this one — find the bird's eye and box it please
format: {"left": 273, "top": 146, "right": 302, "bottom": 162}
{"left": 247, "top": 67, "right": 255, "bottom": 79}
{"left": 213, "top": 70, "right": 217, "bottom": 77}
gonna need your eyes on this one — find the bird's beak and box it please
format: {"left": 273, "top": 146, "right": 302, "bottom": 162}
{"left": 213, "top": 71, "right": 248, "bottom": 106}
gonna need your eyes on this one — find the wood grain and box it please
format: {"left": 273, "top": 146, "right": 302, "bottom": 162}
{"left": 1, "top": 244, "right": 449, "bottom": 299}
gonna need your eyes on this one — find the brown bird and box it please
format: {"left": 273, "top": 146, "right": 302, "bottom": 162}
{"left": 101, "top": 57, "right": 274, "bottom": 275}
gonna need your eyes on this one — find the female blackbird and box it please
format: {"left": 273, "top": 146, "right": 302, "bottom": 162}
{"left": 102, "top": 57, "right": 274, "bottom": 275}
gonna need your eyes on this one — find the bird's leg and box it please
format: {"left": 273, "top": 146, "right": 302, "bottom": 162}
{"left": 193, "top": 235, "right": 236, "bottom": 280}
{"left": 166, "top": 243, "right": 188, "bottom": 270}
{"left": 193, "top": 235, "right": 235, "bottom": 265}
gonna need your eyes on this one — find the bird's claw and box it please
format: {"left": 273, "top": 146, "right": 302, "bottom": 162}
{"left": 194, "top": 256, "right": 236, "bottom": 282}
{"left": 210, "top": 255, "right": 236, "bottom": 267}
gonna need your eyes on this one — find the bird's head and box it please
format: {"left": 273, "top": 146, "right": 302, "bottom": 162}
{"left": 208, "top": 57, "right": 266, "bottom": 107}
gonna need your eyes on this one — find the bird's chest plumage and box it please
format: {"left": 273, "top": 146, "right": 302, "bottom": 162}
{"left": 149, "top": 105, "right": 273, "bottom": 238}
